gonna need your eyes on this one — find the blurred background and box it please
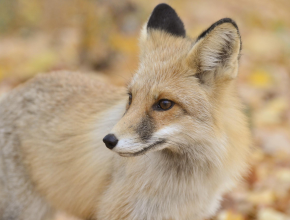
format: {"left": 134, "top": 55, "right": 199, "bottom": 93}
{"left": 0, "top": 0, "right": 289, "bottom": 219}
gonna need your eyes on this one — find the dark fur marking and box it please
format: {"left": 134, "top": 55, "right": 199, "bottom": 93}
{"left": 132, "top": 139, "right": 166, "bottom": 156}
{"left": 136, "top": 114, "right": 155, "bottom": 141}
{"left": 195, "top": 72, "right": 205, "bottom": 84}
{"left": 182, "top": 108, "right": 189, "bottom": 115}
{"left": 216, "top": 33, "right": 233, "bottom": 66}
{"left": 147, "top": 3, "right": 186, "bottom": 37}
{"left": 196, "top": 18, "right": 242, "bottom": 51}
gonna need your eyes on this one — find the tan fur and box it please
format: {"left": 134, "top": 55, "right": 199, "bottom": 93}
{"left": 0, "top": 16, "right": 251, "bottom": 220}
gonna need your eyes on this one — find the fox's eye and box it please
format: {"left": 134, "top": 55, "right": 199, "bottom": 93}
{"left": 157, "top": 99, "right": 174, "bottom": 111}
{"left": 128, "top": 93, "right": 132, "bottom": 105}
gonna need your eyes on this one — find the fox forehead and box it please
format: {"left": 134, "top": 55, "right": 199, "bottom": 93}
{"left": 139, "top": 30, "right": 193, "bottom": 60}
{"left": 128, "top": 77, "right": 189, "bottom": 107}
{"left": 129, "top": 60, "right": 194, "bottom": 97}
{"left": 129, "top": 63, "right": 203, "bottom": 104}
{"left": 129, "top": 32, "right": 198, "bottom": 94}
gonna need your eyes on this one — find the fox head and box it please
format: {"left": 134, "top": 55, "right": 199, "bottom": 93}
{"left": 103, "top": 4, "right": 242, "bottom": 164}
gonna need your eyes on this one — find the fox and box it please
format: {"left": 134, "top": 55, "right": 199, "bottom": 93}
{"left": 0, "top": 3, "right": 251, "bottom": 220}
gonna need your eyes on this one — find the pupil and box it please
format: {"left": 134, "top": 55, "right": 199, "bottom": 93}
{"left": 161, "top": 100, "right": 170, "bottom": 109}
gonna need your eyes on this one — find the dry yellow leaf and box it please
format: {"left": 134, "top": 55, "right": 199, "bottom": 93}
{"left": 109, "top": 33, "right": 138, "bottom": 54}
{"left": 22, "top": 50, "right": 58, "bottom": 77}
{"left": 257, "top": 208, "right": 289, "bottom": 220}
{"left": 275, "top": 168, "right": 290, "bottom": 182}
{"left": 255, "top": 98, "right": 288, "bottom": 126}
{"left": 248, "top": 70, "right": 273, "bottom": 88}
{"left": 217, "top": 210, "right": 245, "bottom": 220}
{"left": 247, "top": 190, "right": 276, "bottom": 205}
{"left": 226, "top": 212, "right": 245, "bottom": 220}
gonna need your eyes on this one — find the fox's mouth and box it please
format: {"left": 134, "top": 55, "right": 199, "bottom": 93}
{"left": 118, "top": 139, "right": 166, "bottom": 157}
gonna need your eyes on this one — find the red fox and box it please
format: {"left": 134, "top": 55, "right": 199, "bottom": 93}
{"left": 0, "top": 3, "right": 251, "bottom": 220}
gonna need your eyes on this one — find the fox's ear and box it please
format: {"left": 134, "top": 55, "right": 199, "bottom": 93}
{"left": 186, "top": 18, "right": 241, "bottom": 85}
{"left": 140, "top": 3, "right": 186, "bottom": 40}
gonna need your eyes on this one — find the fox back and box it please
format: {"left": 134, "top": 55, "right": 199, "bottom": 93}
{"left": 0, "top": 4, "right": 251, "bottom": 220}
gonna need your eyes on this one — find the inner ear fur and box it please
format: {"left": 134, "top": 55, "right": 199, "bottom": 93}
{"left": 186, "top": 18, "right": 241, "bottom": 84}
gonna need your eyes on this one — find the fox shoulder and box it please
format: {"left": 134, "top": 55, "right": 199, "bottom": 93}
{"left": 0, "top": 71, "right": 127, "bottom": 142}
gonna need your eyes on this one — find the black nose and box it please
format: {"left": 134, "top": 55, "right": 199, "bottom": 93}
{"left": 103, "top": 134, "right": 118, "bottom": 149}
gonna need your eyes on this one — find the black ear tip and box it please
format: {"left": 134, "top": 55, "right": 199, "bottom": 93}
{"left": 218, "top": 18, "right": 239, "bottom": 31}
{"left": 197, "top": 17, "right": 240, "bottom": 41}
{"left": 147, "top": 3, "right": 186, "bottom": 37}
{"left": 153, "top": 3, "right": 174, "bottom": 11}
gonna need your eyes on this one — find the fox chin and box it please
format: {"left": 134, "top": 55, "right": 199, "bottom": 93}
{"left": 0, "top": 3, "right": 251, "bottom": 220}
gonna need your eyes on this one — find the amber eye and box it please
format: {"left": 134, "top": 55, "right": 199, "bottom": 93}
{"left": 128, "top": 93, "right": 132, "bottom": 105}
{"left": 157, "top": 99, "right": 174, "bottom": 111}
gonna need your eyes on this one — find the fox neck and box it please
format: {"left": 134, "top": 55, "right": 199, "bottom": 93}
{"left": 111, "top": 149, "right": 221, "bottom": 219}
